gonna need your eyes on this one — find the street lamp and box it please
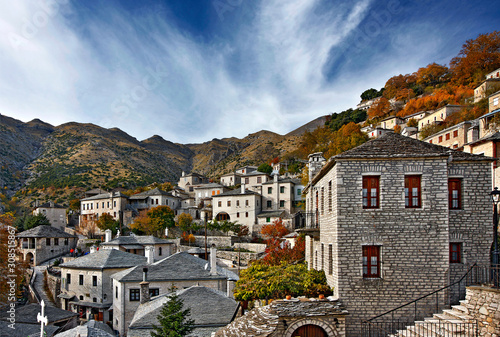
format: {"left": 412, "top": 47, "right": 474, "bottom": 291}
{"left": 490, "top": 187, "right": 500, "bottom": 288}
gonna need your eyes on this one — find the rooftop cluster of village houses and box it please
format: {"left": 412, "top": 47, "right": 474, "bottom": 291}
{"left": 11, "top": 71, "right": 500, "bottom": 336}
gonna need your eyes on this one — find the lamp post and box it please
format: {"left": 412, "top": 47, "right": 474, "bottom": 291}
{"left": 490, "top": 187, "right": 500, "bottom": 288}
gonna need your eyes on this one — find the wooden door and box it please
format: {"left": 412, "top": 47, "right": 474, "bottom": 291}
{"left": 291, "top": 324, "right": 327, "bottom": 337}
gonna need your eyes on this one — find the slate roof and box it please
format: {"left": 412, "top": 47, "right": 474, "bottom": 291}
{"left": 55, "top": 320, "right": 114, "bottom": 337}
{"left": 194, "top": 183, "right": 224, "bottom": 189}
{"left": 111, "top": 251, "right": 237, "bottom": 282}
{"left": 214, "top": 299, "right": 347, "bottom": 337}
{"left": 261, "top": 178, "right": 301, "bottom": 185}
{"left": 100, "top": 235, "right": 174, "bottom": 247}
{"left": 17, "top": 225, "right": 77, "bottom": 238}
{"left": 0, "top": 321, "right": 59, "bottom": 337}
{"left": 0, "top": 303, "right": 77, "bottom": 325}
{"left": 60, "top": 249, "right": 147, "bottom": 270}
{"left": 129, "top": 188, "right": 175, "bottom": 200}
{"left": 212, "top": 189, "right": 261, "bottom": 198}
{"left": 36, "top": 202, "right": 65, "bottom": 209}
{"left": 128, "top": 286, "right": 238, "bottom": 337}
{"left": 467, "top": 131, "right": 500, "bottom": 146}
{"left": 257, "top": 210, "right": 285, "bottom": 218}
{"left": 81, "top": 192, "right": 129, "bottom": 201}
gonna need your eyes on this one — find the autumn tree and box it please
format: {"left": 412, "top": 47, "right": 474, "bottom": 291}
{"left": 260, "top": 218, "right": 305, "bottom": 266}
{"left": 69, "top": 199, "right": 81, "bottom": 212}
{"left": 324, "top": 122, "right": 368, "bottom": 158}
{"left": 130, "top": 205, "right": 174, "bottom": 237}
{"left": 415, "top": 63, "right": 449, "bottom": 88}
{"left": 96, "top": 213, "right": 119, "bottom": 234}
{"left": 450, "top": 31, "right": 500, "bottom": 86}
{"left": 367, "top": 97, "right": 391, "bottom": 119}
{"left": 383, "top": 74, "right": 417, "bottom": 101}
{"left": 176, "top": 213, "right": 200, "bottom": 233}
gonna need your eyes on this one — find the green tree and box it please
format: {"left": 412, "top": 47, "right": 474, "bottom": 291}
{"left": 96, "top": 213, "right": 119, "bottom": 234}
{"left": 257, "top": 163, "right": 273, "bottom": 175}
{"left": 25, "top": 213, "right": 51, "bottom": 230}
{"left": 150, "top": 288, "right": 195, "bottom": 337}
{"left": 176, "top": 213, "right": 200, "bottom": 233}
{"left": 360, "top": 88, "right": 383, "bottom": 101}
{"left": 131, "top": 206, "right": 175, "bottom": 237}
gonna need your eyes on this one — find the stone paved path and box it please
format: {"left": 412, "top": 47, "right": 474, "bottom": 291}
{"left": 33, "top": 265, "right": 56, "bottom": 307}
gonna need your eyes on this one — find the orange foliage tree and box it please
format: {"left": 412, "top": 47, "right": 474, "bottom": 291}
{"left": 415, "top": 63, "right": 449, "bottom": 88}
{"left": 383, "top": 74, "right": 417, "bottom": 100}
{"left": 325, "top": 122, "right": 369, "bottom": 158}
{"left": 367, "top": 97, "right": 391, "bottom": 119}
{"left": 260, "top": 218, "right": 305, "bottom": 266}
{"left": 450, "top": 31, "right": 500, "bottom": 86}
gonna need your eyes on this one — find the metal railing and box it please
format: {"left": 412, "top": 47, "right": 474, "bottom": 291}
{"left": 363, "top": 321, "right": 478, "bottom": 337}
{"left": 361, "top": 263, "right": 493, "bottom": 337}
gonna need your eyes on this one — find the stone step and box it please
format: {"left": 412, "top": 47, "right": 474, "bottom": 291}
{"left": 450, "top": 305, "right": 468, "bottom": 315}
{"left": 441, "top": 309, "right": 474, "bottom": 322}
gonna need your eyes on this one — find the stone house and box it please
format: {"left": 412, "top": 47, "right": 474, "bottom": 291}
{"left": 241, "top": 171, "right": 272, "bottom": 189}
{"left": 357, "top": 96, "right": 381, "bottom": 110}
{"left": 17, "top": 225, "right": 78, "bottom": 266}
{"left": 417, "top": 105, "right": 464, "bottom": 130}
{"left": 177, "top": 172, "right": 210, "bottom": 193}
{"left": 212, "top": 186, "right": 262, "bottom": 234}
{"left": 488, "top": 90, "right": 500, "bottom": 113}
{"left": 424, "top": 121, "right": 472, "bottom": 149}
{"left": 127, "top": 286, "right": 239, "bottom": 337}
{"left": 486, "top": 67, "right": 500, "bottom": 79}
{"left": 59, "top": 249, "right": 147, "bottom": 323}
{"left": 33, "top": 201, "right": 67, "bottom": 230}
{"left": 302, "top": 132, "right": 493, "bottom": 336}
{"left": 193, "top": 182, "right": 226, "bottom": 205}
{"left": 127, "top": 187, "right": 181, "bottom": 213}
{"left": 111, "top": 249, "right": 238, "bottom": 336}
{"left": 366, "top": 127, "right": 392, "bottom": 139}
{"left": 220, "top": 172, "right": 242, "bottom": 186}
{"left": 100, "top": 231, "right": 175, "bottom": 261}
{"left": 80, "top": 192, "right": 129, "bottom": 232}
{"left": 474, "top": 78, "right": 500, "bottom": 103}
{"left": 463, "top": 132, "right": 500, "bottom": 188}
{"left": 402, "top": 110, "right": 427, "bottom": 124}
{"left": 235, "top": 166, "right": 258, "bottom": 175}
{"left": 378, "top": 115, "right": 404, "bottom": 130}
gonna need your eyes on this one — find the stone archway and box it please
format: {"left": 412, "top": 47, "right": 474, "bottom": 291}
{"left": 291, "top": 324, "right": 327, "bottom": 337}
{"left": 215, "top": 212, "right": 230, "bottom": 221}
{"left": 284, "top": 318, "right": 336, "bottom": 337}
{"left": 25, "top": 252, "right": 34, "bottom": 265}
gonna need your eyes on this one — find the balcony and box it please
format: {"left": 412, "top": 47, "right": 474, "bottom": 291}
{"left": 294, "top": 211, "right": 320, "bottom": 238}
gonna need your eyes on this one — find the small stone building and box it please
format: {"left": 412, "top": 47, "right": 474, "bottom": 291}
{"left": 17, "top": 225, "right": 78, "bottom": 266}
{"left": 303, "top": 132, "right": 493, "bottom": 336}
{"left": 33, "top": 201, "right": 67, "bottom": 230}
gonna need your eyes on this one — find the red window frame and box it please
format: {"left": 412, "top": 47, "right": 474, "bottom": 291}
{"left": 453, "top": 130, "right": 458, "bottom": 138}
{"left": 445, "top": 133, "right": 450, "bottom": 140}
{"left": 362, "top": 176, "right": 380, "bottom": 209}
{"left": 363, "top": 246, "right": 380, "bottom": 278}
{"left": 438, "top": 135, "right": 443, "bottom": 143}
{"left": 405, "top": 175, "right": 421, "bottom": 208}
{"left": 450, "top": 243, "right": 461, "bottom": 263}
{"left": 448, "top": 178, "right": 462, "bottom": 210}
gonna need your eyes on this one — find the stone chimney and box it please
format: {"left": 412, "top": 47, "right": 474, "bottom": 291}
{"left": 145, "top": 246, "right": 155, "bottom": 264}
{"left": 104, "top": 229, "right": 112, "bottom": 243}
{"left": 90, "top": 245, "right": 97, "bottom": 254}
{"left": 308, "top": 152, "right": 326, "bottom": 182}
{"left": 210, "top": 244, "right": 217, "bottom": 276}
{"left": 140, "top": 267, "right": 150, "bottom": 304}
{"left": 116, "top": 230, "right": 120, "bottom": 238}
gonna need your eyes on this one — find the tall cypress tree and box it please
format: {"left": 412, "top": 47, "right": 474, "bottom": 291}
{"left": 150, "top": 289, "right": 195, "bottom": 337}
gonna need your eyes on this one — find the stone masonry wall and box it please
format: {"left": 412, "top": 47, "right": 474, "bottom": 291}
{"left": 465, "top": 286, "right": 500, "bottom": 337}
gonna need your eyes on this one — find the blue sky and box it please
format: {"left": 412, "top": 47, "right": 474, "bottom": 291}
{"left": 0, "top": 0, "right": 499, "bottom": 143}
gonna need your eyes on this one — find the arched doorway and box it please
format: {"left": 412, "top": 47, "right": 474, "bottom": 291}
{"left": 216, "top": 212, "right": 230, "bottom": 221}
{"left": 25, "top": 252, "right": 34, "bottom": 266}
{"left": 291, "top": 324, "right": 327, "bottom": 337}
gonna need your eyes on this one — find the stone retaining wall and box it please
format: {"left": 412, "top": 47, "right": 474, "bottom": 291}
{"left": 45, "top": 268, "right": 61, "bottom": 308}
{"left": 465, "top": 286, "right": 500, "bottom": 336}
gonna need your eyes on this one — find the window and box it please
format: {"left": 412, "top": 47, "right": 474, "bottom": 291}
{"left": 363, "top": 246, "right": 380, "bottom": 278}
{"left": 218, "top": 201, "right": 221, "bottom": 207}
{"left": 362, "top": 176, "right": 379, "bottom": 209}
{"left": 96, "top": 203, "right": 99, "bottom": 209}
{"left": 115, "top": 286, "right": 118, "bottom": 299}
{"left": 429, "top": 140, "right": 433, "bottom": 144}
{"left": 438, "top": 135, "right": 443, "bottom": 143}
{"left": 280, "top": 186, "right": 285, "bottom": 193}
{"left": 450, "top": 243, "right": 462, "bottom": 263}
{"left": 149, "top": 288, "right": 159, "bottom": 297}
{"left": 268, "top": 187, "right": 272, "bottom": 194}
{"left": 130, "top": 289, "right": 140, "bottom": 301}
{"left": 159, "top": 247, "right": 162, "bottom": 256}
{"left": 266, "top": 217, "right": 271, "bottom": 223}
{"left": 93, "top": 297, "right": 97, "bottom": 303}
{"left": 54, "top": 238, "right": 59, "bottom": 246}
{"left": 449, "top": 178, "right": 462, "bottom": 210}
{"left": 107, "top": 201, "right": 110, "bottom": 208}
{"left": 245, "top": 178, "right": 249, "bottom": 184}
{"left": 446, "top": 133, "right": 450, "bottom": 140}
{"left": 245, "top": 200, "right": 249, "bottom": 206}
{"left": 267, "top": 200, "right": 272, "bottom": 208}
{"left": 102, "top": 202, "right": 104, "bottom": 208}
{"left": 64, "top": 238, "right": 69, "bottom": 245}
{"left": 328, "top": 244, "right": 333, "bottom": 275}
{"left": 297, "top": 188, "right": 302, "bottom": 195}
{"left": 405, "top": 175, "right": 421, "bottom": 208}
{"left": 67, "top": 273, "right": 71, "bottom": 284}
{"left": 237, "top": 212, "right": 240, "bottom": 218}
{"left": 494, "top": 97, "right": 499, "bottom": 106}
{"left": 79, "top": 275, "right": 84, "bottom": 285}
{"left": 113, "top": 201, "right": 116, "bottom": 207}
{"left": 320, "top": 187, "right": 324, "bottom": 214}
{"left": 280, "top": 200, "right": 285, "bottom": 208}
{"left": 92, "top": 275, "right": 97, "bottom": 287}
{"left": 79, "top": 295, "right": 84, "bottom": 300}
{"left": 328, "top": 181, "right": 332, "bottom": 212}
{"left": 245, "top": 212, "right": 248, "bottom": 217}
{"left": 257, "top": 177, "right": 261, "bottom": 183}
{"left": 227, "top": 201, "right": 231, "bottom": 207}
{"left": 46, "top": 238, "right": 51, "bottom": 246}
{"left": 236, "top": 200, "right": 240, "bottom": 207}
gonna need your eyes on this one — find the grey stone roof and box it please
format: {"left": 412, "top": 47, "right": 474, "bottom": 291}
{"left": 37, "top": 202, "right": 65, "bottom": 209}
{"left": 129, "top": 188, "right": 176, "bottom": 200}
{"left": 111, "top": 251, "right": 237, "bottom": 282}
{"left": 81, "top": 191, "right": 129, "bottom": 201}
{"left": 241, "top": 171, "right": 269, "bottom": 177}
{"left": 194, "top": 183, "right": 224, "bottom": 189}
{"left": 213, "top": 189, "right": 261, "bottom": 198}
{"left": 100, "top": 234, "right": 174, "bottom": 247}
{"left": 0, "top": 303, "right": 77, "bottom": 325}
{"left": 257, "top": 210, "right": 285, "bottom": 218}
{"left": 334, "top": 132, "right": 493, "bottom": 161}
{"left": 467, "top": 131, "right": 500, "bottom": 146}
{"left": 55, "top": 320, "right": 114, "bottom": 337}
{"left": 214, "top": 299, "right": 346, "bottom": 337}
{"left": 0, "top": 321, "right": 59, "bottom": 337}
{"left": 261, "top": 178, "right": 300, "bottom": 185}
{"left": 60, "top": 249, "right": 147, "bottom": 269}
{"left": 17, "top": 225, "right": 77, "bottom": 238}
{"left": 128, "top": 286, "right": 238, "bottom": 335}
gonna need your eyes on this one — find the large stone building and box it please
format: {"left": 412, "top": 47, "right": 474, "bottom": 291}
{"left": 33, "top": 201, "right": 67, "bottom": 230}
{"left": 302, "top": 132, "right": 493, "bottom": 336}
{"left": 17, "top": 225, "right": 78, "bottom": 266}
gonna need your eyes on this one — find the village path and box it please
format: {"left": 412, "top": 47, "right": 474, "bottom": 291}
{"left": 33, "top": 265, "right": 56, "bottom": 307}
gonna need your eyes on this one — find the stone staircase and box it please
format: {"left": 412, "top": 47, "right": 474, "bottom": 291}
{"left": 390, "top": 301, "right": 477, "bottom": 337}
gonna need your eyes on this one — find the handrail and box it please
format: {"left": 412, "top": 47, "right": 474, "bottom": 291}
{"left": 366, "top": 263, "right": 478, "bottom": 322}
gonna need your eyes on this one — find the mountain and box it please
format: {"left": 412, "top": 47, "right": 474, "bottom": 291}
{"left": 0, "top": 114, "right": 315, "bottom": 202}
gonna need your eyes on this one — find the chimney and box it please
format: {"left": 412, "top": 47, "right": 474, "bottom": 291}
{"left": 90, "top": 245, "right": 97, "bottom": 254}
{"left": 308, "top": 152, "right": 326, "bottom": 182}
{"left": 145, "top": 246, "right": 155, "bottom": 264}
{"left": 210, "top": 244, "right": 217, "bottom": 276}
{"left": 140, "top": 267, "right": 150, "bottom": 304}
{"left": 241, "top": 184, "right": 245, "bottom": 194}
{"left": 116, "top": 230, "right": 120, "bottom": 238}
{"left": 104, "top": 229, "right": 112, "bottom": 243}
